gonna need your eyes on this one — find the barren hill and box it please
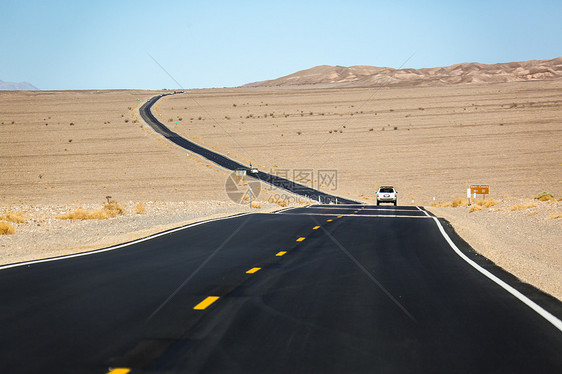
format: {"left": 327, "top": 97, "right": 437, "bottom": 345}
{"left": 244, "top": 57, "right": 562, "bottom": 87}
{"left": 0, "top": 80, "right": 38, "bottom": 90}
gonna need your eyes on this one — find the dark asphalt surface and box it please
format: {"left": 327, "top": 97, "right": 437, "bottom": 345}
{"left": 139, "top": 93, "right": 358, "bottom": 205}
{"left": 1, "top": 205, "right": 561, "bottom": 373}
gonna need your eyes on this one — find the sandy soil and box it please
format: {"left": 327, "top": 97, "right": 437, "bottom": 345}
{"left": 0, "top": 90, "right": 233, "bottom": 204}
{"left": 1, "top": 83, "right": 560, "bottom": 300}
{"left": 158, "top": 80, "right": 561, "bottom": 205}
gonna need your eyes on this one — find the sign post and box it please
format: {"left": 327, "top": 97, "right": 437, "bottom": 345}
{"left": 470, "top": 185, "right": 490, "bottom": 203}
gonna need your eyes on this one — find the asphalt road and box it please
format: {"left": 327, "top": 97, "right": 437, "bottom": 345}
{"left": 139, "top": 94, "right": 358, "bottom": 204}
{"left": 1, "top": 205, "right": 561, "bottom": 373}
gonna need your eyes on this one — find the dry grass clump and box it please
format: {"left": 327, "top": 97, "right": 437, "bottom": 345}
{"left": 269, "top": 198, "right": 288, "bottom": 207}
{"left": 103, "top": 201, "right": 125, "bottom": 217}
{"left": 509, "top": 203, "right": 537, "bottom": 211}
{"left": 0, "top": 211, "right": 27, "bottom": 223}
{"left": 135, "top": 202, "right": 146, "bottom": 214}
{"left": 57, "top": 202, "right": 126, "bottom": 220}
{"left": 474, "top": 199, "right": 499, "bottom": 208}
{"left": 250, "top": 201, "right": 262, "bottom": 209}
{"left": 548, "top": 213, "right": 562, "bottom": 219}
{"left": 534, "top": 192, "right": 555, "bottom": 201}
{"left": 469, "top": 205, "right": 482, "bottom": 213}
{"left": 57, "top": 208, "right": 90, "bottom": 220}
{"left": 537, "top": 195, "right": 555, "bottom": 202}
{"left": 0, "top": 221, "right": 16, "bottom": 235}
{"left": 434, "top": 198, "right": 469, "bottom": 208}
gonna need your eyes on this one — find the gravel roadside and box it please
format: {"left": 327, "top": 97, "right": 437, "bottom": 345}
{"left": 0, "top": 201, "right": 285, "bottom": 266}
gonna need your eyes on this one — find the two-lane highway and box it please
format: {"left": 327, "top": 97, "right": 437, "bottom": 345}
{"left": 139, "top": 93, "right": 358, "bottom": 204}
{"left": 1, "top": 205, "right": 561, "bottom": 373}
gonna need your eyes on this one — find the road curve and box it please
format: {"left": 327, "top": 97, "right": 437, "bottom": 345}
{"left": 139, "top": 93, "right": 358, "bottom": 204}
{"left": 0, "top": 205, "right": 560, "bottom": 373}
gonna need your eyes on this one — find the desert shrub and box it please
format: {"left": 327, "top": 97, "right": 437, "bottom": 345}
{"left": 0, "top": 221, "right": 15, "bottom": 235}
{"left": 435, "top": 198, "right": 469, "bottom": 208}
{"left": 57, "top": 208, "right": 90, "bottom": 220}
{"left": 509, "top": 203, "right": 537, "bottom": 211}
{"left": 534, "top": 192, "right": 555, "bottom": 202}
{"left": 451, "top": 198, "right": 469, "bottom": 207}
{"left": 469, "top": 205, "right": 482, "bottom": 213}
{"left": 444, "top": 198, "right": 468, "bottom": 208}
{"left": 250, "top": 201, "right": 262, "bottom": 209}
{"left": 475, "top": 199, "right": 499, "bottom": 208}
{"left": 103, "top": 201, "right": 125, "bottom": 217}
{"left": 269, "top": 197, "right": 288, "bottom": 207}
{"left": 86, "top": 210, "right": 111, "bottom": 219}
{"left": 1, "top": 211, "right": 27, "bottom": 223}
{"left": 57, "top": 202, "right": 125, "bottom": 220}
{"left": 135, "top": 202, "right": 146, "bottom": 214}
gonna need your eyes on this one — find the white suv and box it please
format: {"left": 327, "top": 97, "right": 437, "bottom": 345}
{"left": 376, "top": 186, "right": 397, "bottom": 206}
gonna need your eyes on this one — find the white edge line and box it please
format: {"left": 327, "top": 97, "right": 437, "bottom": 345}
{"left": 0, "top": 212, "right": 253, "bottom": 271}
{"left": 274, "top": 206, "right": 302, "bottom": 214}
{"left": 417, "top": 206, "right": 562, "bottom": 332}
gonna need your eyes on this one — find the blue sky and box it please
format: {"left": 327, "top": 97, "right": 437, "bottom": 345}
{"left": 1, "top": 0, "right": 560, "bottom": 90}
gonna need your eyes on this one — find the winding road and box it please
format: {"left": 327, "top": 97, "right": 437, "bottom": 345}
{"left": 139, "top": 93, "right": 358, "bottom": 204}
{"left": 0, "top": 94, "right": 560, "bottom": 373}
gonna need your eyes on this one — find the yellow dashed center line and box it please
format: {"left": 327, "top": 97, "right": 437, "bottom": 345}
{"left": 296, "top": 237, "right": 306, "bottom": 242}
{"left": 313, "top": 226, "right": 320, "bottom": 230}
{"left": 326, "top": 219, "right": 333, "bottom": 222}
{"left": 337, "top": 216, "right": 342, "bottom": 218}
{"left": 194, "top": 296, "right": 220, "bottom": 310}
{"left": 108, "top": 369, "right": 130, "bottom": 374}
{"left": 246, "top": 267, "right": 261, "bottom": 274}
{"left": 276, "top": 251, "right": 287, "bottom": 256}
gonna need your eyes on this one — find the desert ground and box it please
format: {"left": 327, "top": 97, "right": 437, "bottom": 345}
{"left": 1, "top": 81, "right": 560, "bottom": 298}
{"left": 159, "top": 80, "right": 561, "bottom": 204}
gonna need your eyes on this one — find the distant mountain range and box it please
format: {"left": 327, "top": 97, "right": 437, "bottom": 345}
{"left": 0, "top": 80, "right": 38, "bottom": 90}
{"left": 244, "top": 57, "right": 562, "bottom": 88}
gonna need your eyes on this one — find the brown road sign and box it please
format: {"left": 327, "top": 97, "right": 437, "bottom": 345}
{"left": 470, "top": 185, "right": 489, "bottom": 195}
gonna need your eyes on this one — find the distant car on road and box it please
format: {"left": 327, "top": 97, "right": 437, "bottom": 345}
{"left": 376, "top": 186, "right": 397, "bottom": 206}
{"left": 249, "top": 167, "right": 259, "bottom": 174}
